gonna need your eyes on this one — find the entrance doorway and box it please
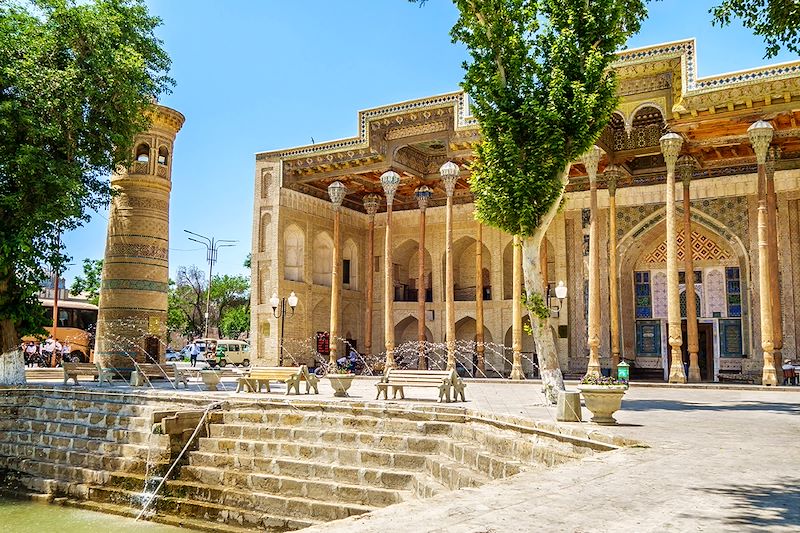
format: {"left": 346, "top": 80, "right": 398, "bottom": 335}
{"left": 681, "top": 322, "right": 714, "bottom": 381}
{"left": 144, "top": 336, "right": 161, "bottom": 363}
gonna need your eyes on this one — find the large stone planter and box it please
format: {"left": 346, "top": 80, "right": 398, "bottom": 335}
{"left": 577, "top": 385, "right": 627, "bottom": 425}
{"left": 200, "top": 370, "right": 221, "bottom": 391}
{"left": 327, "top": 374, "right": 355, "bottom": 397}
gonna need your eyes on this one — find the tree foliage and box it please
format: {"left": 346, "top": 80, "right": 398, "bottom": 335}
{"left": 451, "top": 0, "right": 645, "bottom": 236}
{"left": 168, "top": 266, "right": 250, "bottom": 338}
{"left": 70, "top": 259, "right": 103, "bottom": 305}
{"left": 711, "top": 0, "right": 800, "bottom": 58}
{"left": 0, "top": 0, "right": 172, "bottom": 348}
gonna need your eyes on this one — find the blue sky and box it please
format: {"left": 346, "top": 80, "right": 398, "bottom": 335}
{"left": 61, "top": 0, "right": 799, "bottom": 286}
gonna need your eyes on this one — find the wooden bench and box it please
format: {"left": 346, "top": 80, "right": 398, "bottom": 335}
{"left": 130, "top": 363, "right": 189, "bottom": 389}
{"left": 375, "top": 369, "right": 466, "bottom": 403}
{"left": 62, "top": 362, "right": 113, "bottom": 386}
{"left": 236, "top": 365, "right": 319, "bottom": 395}
{"left": 717, "top": 372, "right": 756, "bottom": 384}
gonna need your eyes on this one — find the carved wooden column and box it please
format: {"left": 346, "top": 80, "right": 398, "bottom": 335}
{"left": 510, "top": 234, "right": 524, "bottom": 380}
{"left": 582, "top": 146, "right": 602, "bottom": 378}
{"left": 660, "top": 132, "right": 686, "bottom": 383}
{"left": 475, "top": 222, "right": 486, "bottom": 375}
{"left": 327, "top": 182, "right": 347, "bottom": 367}
{"left": 748, "top": 120, "right": 778, "bottom": 386}
{"left": 380, "top": 171, "right": 400, "bottom": 370}
{"left": 605, "top": 165, "right": 622, "bottom": 375}
{"left": 415, "top": 186, "right": 432, "bottom": 369}
{"left": 363, "top": 194, "right": 380, "bottom": 357}
{"left": 440, "top": 162, "right": 460, "bottom": 371}
{"left": 766, "top": 147, "right": 782, "bottom": 357}
{"left": 678, "top": 156, "right": 701, "bottom": 383}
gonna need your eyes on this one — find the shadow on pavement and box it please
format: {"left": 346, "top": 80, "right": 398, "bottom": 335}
{"left": 621, "top": 399, "right": 800, "bottom": 414}
{"left": 688, "top": 477, "right": 800, "bottom": 530}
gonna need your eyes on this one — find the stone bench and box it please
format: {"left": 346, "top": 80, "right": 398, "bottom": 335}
{"left": 375, "top": 369, "right": 466, "bottom": 403}
{"left": 130, "top": 363, "right": 189, "bottom": 388}
{"left": 62, "top": 362, "right": 113, "bottom": 386}
{"left": 236, "top": 365, "right": 319, "bottom": 395}
{"left": 717, "top": 372, "right": 756, "bottom": 384}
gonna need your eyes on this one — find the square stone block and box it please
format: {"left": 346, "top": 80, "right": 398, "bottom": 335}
{"left": 556, "top": 391, "right": 583, "bottom": 422}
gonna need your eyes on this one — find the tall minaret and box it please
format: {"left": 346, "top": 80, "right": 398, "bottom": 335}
{"left": 95, "top": 104, "right": 184, "bottom": 372}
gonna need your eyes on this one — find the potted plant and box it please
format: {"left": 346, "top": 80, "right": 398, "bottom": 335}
{"left": 576, "top": 374, "right": 628, "bottom": 425}
{"left": 326, "top": 366, "right": 355, "bottom": 397}
{"left": 200, "top": 367, "right": 222, "bottom": 391}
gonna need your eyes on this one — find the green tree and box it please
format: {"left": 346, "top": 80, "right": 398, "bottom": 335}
{"left": 443, "top": 0, "right": 646, "bottom": 401}
{"left": 168, "top": 266, "right": 250, "bottom": 338}
{"left": 711, "top": 0, "right": 800, "bottom": 58}
{"left": 0, "top": 0, "right": 172, "bottom": 377}
{"left": 219, "top": 306, "right": 250, "bottom": 339}
{"left": 70, "top": 259, "right": 103, "bottom": 305}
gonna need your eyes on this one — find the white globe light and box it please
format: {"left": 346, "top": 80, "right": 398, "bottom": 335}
{"left": 287, "top": 291, "right": 299, "bottom": 308}
{"left": 269, "top": 293, "right": 280, "bottom": 309}
{"left": 554, "top": 281, "right": 568, "bottom": 300}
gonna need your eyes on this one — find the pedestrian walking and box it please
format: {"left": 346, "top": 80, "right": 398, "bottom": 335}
{"left": 190, "top": 339, "right": 201, "bottom": 367}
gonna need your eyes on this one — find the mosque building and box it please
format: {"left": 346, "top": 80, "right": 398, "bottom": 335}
{"left": 250, "top": 40, "right": 800, "bottom": 383}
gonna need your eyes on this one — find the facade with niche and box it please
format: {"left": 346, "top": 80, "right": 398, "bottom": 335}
{"left": 250, "top": 39, "right": 800, "bottom": 382}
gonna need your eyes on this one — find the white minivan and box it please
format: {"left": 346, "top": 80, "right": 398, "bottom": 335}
{"left": 197, "top": 339, "right": 251, "bottom": 367}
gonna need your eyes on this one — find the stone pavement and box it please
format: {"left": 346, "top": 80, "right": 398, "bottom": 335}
{"left": 21, "top": 371, "right": 800, "bottom": 532}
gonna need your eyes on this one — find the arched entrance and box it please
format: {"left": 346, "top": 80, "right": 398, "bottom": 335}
{"left": 618, "top": 207, "right": 749, "bottom": 381}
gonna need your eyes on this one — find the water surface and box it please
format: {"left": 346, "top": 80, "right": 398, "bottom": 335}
{"left": 0, "top": 497, "right": 189, "bottom": 532}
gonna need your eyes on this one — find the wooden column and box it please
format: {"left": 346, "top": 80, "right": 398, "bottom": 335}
{"left": 475, "top": 223, "right": 485, "bottom": 375}
{"left": 415, "top": 186, "right": 432, "bottom": 369}
{"left": 748, "top": 121, "right": 778, "bottom": 385}
{"left": 363, "top": 195, "right": 380, "bottom": 357}
{"left": 380, "top": 171, "right": 400, "bottom": 370}
{"left": 679, "top": 156, "right": 701, "bottom": 382}
{"left": 440, "top": 162, "right": 459, "bottom": 371}
{"left": 510, "top": 234, "right": 524, "bottom": 380}
{"left": 582, "top": 146, "right": 602, "bottom": 378}
{"left": 660, "top": 133, "right": 686, "bottom": 383}
{"left": 605, "top": 165, "right": 621, "bottom": 375}
{"left": 327, "top": 182, "right": 347, "bottom": 367}
{"left": 766, "top": 148, "right": 782, "bottom": 356}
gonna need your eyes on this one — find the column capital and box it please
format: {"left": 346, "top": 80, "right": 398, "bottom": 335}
{"left": 363, "top": 193, "right": 381, "bottom": 217}
{"left": 439, "top": 161, "right": 459, "bottom": 197}
{"left": 580, "top": 146, "right": 602, "bottom": 183}
{"left": 677, "top": 155, "right": 697, "bottom": 185}
{"left": 327, "top": 181, "right": 347, "bottom": 211}
{"left": 380, "top": 170, "right": 400, "bottom": 204}
{"left": 415, "top": 185, "right": 433, "bottom": 211}
{"left": 748, "top": 120, "right": 774, "bottom": 164}
{"left": 659, "top": 132, "right": 683, "bottom": 171}
{"left": 604, "top": 164, "right": 622, "bottom": 196}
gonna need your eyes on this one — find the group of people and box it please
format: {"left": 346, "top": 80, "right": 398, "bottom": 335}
{"left": 21, "top": 336, "right": 73, "bottom": 367}
{"left": 782, "top": 359, "right": 799, "bottom": 386}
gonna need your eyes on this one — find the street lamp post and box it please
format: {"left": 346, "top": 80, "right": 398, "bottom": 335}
{"left": 184, "top": 230, "right": 237, "bottom": 339}
{"left": 270, "top": 291, "right": 298, "bottom": 367}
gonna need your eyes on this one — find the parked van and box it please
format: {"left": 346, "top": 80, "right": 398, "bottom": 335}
{"left": 197, "top": 339, "right": 251, "bottom": 367}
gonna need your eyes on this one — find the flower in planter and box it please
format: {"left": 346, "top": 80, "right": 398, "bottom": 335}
{"left": 331, "top": 365, "right": 354, "bottom": 375}
{"left": 580, "top": 374, "right": 628, "bottom": 387}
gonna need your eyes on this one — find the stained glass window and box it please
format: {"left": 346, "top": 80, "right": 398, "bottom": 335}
{"left": 726, "top": 267, "right": 741, "bottom": 317}
{"left": 635, "top": 271, "right": 652, "bottom": 318}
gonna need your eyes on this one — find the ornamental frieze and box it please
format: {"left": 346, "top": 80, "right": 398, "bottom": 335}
{"left": 618, "top": 72, "right": 672, "bottom": 96}
{"left": 385, "top": 120, "right": 447, "bottom": 140}
{"left": 101, "top": 279, "right": 169, "bottom": 293}
{"left": 105, "top": 243, "right": 168, "bottom": 261}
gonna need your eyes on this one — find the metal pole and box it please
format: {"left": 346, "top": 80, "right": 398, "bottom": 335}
{"left": 279, "top": 298, "right": 286, "bottom": 366}
{"left": 204, "top": 238, "right": 214, "bottom": 338}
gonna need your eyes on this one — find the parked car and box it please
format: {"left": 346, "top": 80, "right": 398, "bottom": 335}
{"left": 165, "top": 349, "right": 182, "bottom": 362}
{"left": 198, "top": 339, "right": 251, "bottom": 367}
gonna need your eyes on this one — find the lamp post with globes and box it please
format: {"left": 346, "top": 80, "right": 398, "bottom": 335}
{"left": 270, "top": 291, "right": 298, "bottom": 367}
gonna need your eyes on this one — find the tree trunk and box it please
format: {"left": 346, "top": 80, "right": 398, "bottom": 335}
{"left": 520, "top": 166, "right": 569, "bottom": 404}
{"left": 0, "top": 318, "right": 25, "bottom": 385}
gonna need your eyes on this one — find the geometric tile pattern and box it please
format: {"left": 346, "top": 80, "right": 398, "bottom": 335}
{"left": 643, "top": 231, "right": 731, "bottom": 263}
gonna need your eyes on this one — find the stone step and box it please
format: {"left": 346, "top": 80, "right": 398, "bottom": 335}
{"left": 441, "top": 440, "right": 527, "bottom": 479}
{"left": 187, "top": 453, "right": 419, "bottom": 490}
{"left": 221, "top": 410, "right": 456, "bottom": 436}
{"left": 1, "top": 417, "right": 160, "bottom": 445}
{"left": 13, "top": 397, "right": 154, "bottom": 417}
{"left": 162, "top": 479, "right": 375, "bottom": 523}
{"left": 3, "top": 442, "right": 158, "bottom": 474}
{"left": 13, "top": 405, "right": 151, "bottom": 430}
{"left": 180, "top": 464, "right": 410, "bottom": 507}
{"left": 424, "top": 456, "right": 493, "bottom": 490}
{"left": 451, "top": 424, "right": 588, "bottom": 466}
{"left": 195, "top": 437, "right": 429, "bottom": 471}
{"left": 0, "top": 430, "right": 168, "bottom": 462}
{"left": 210, "top": 424, "right": 447, "bottom": 455}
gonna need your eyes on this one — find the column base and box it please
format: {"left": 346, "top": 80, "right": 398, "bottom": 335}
{"left": 585, "top": 364, "right": 601, "bottom": 379}
{"left": 510, "top": 365, "right": 525, "bottom": 380}
{"left": 762, "top": 367, "right": 779, "bottom": 386}
{"left": 668, "top": 365, "right": 687, "bottom": 383}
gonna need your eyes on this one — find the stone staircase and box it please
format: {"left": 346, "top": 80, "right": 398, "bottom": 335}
{"left": 156, "top": 402, "right": 596, "bottom": 530}
{"left": 0, "top": 390, "right": 613, "bottom": 532}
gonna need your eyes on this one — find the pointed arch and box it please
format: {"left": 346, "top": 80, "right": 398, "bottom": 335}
{"left": 342, "top": 238, "right": 358, "bottom": 290}
{"left": 283, "top": 224, "right": 305, "bottom": 282}
{"left": 313, "top": 231, "right": 333, "bottom": 286}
